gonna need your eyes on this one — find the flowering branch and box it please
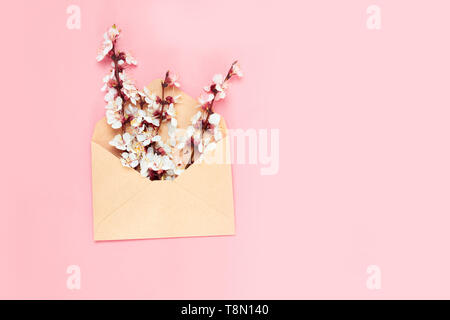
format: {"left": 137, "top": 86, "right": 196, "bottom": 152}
{"left": 184, "top": 61, "right": 243, "bottom": 169}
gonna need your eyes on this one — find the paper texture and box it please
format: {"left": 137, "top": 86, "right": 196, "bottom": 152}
{"left": 91, "top": 79, "right": 235, "bottom": 241}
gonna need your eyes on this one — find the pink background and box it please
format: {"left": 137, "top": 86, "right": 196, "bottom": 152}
{"left": 1, "top": 0, "right": 450, "bottom": 299}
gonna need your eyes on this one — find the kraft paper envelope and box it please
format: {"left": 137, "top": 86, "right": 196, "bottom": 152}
{"left": 91, "top": 79, "right": 235, "bottom": 241}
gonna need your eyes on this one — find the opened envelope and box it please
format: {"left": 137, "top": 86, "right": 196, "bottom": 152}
{"left": 91, "top": 80, "right": 235, "bottom": 241}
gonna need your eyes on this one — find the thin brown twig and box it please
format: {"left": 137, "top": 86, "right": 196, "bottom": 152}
{"left": 154, "top": 71, "right": 169, "bottom": 136}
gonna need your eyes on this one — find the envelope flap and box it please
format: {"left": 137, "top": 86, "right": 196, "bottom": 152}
{"left": 94, "top": 180, "right": 234, "bottom": 240}
{"left": 174, "top": 125, "right": 234, "bottom": 217}
{"left": 91, "top": 140, "right": 154, "bottom": 228}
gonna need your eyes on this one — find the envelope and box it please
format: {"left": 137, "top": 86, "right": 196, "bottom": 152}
{"left": 91, "top": 79, "right": 235, "bottom": 241}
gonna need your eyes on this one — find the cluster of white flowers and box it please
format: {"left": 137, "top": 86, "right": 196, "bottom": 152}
{"left": 97, "top": 25, "right": 242, "bottom": 180}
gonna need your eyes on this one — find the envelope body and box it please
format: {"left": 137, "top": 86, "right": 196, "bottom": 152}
{"left": 91, "top": 80, "right": 235, "bottom": 241}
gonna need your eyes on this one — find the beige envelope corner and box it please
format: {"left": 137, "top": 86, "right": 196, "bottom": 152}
{"left": 91, "top": 80, "right": 235, "bottom": 241}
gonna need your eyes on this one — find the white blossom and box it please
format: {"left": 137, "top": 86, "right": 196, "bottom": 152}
{"left": 141, "top": 87, "right": 158, "bottom": 107}
{"left": 208, "top": 113, "right": 220, "bottom": 126}
{"left": 166, "top": 103, "right": 176, "bottom": 117}
{"left": 130, "top": 109, "right": 146, "bottom": 128}
{"left": 120, "top": 71, "right": 139, "bottom": 105}
{"left": 231, "top": 62, "right": 243, "bottom": 77}
{"left": 101, "top": 70, "right": 115, "bottom": 91}
{"left": 198, "top": 93, "right": 214, "bottom": 106}
{"left": 104, "top": 88, "right": 117, "bottom": 103}
{"left": 214, "top": 127, "right": 223, "bottom": 141}
{"left": 125, "top": 104, "right": 139, "bottom": 118}
{"left": 139, "top": 149, "right": 175, "bottom": 177}
{"left": 96, "top": 25, "right": 120, "bottom": 62}
{"left": 191, "top": 111, "right": 202, "bottom": 125}
{"left": 96, "top": 34, "right": 113, "bottom": 62}
{"left": 105, "top": 96, "right": 123, "bottom": 112}
{"left": 106, "top": 110, "right": 122, "bottom": 129}
{"left": 109, "top": 133, "right": 132, "bottom": 150}
{"left": 165, "top": 72, "right": 180, "bottom": 87}
{"left": 203, "top": 142, "right": 217, "bottom": 155}
{"left": 121, "top": 152, "right": 139, "bottom": 168}
{"left": 136, "top": 131, "right": 153, "bottom": 146}
{"left": 106, "top": 25, "right": 120, "bottom": 39}
{"left": 127, "top": 140, "right": 146, "bottom": 158}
